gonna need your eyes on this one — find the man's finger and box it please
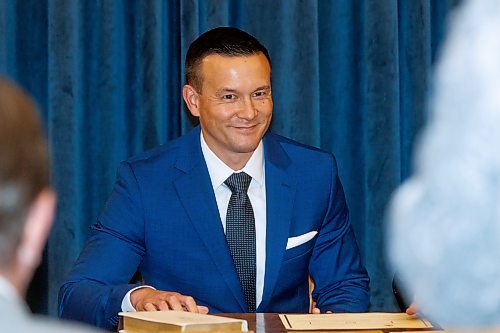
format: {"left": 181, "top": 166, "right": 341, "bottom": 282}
{"left": 157, "top": 300, "right": 170, "bottom": 311}
{"left": 166, "top": 295, "right": 184, "bottom": 311}
{"left": 312, "top": 307, "right": 321, "bottom": 314}
{"left": 406, "top": 303, "right": 418, "bottom": 315}
{"left": 197, "top": 305, "right": 209, "bottom": 314}
{"left": 144, "top": 303, "right": 157, "bottom": 311}
{"left": 181, "top": 296, "right": 198, "bottom": 313}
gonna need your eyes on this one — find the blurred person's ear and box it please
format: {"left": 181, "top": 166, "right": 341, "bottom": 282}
{"left": 16, "top": 189, "right": 56, "bottom": 274}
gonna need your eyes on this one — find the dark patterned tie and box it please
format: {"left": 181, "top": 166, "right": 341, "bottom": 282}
{"left": 224, "top": 172, "right": 256, "bottom": 312}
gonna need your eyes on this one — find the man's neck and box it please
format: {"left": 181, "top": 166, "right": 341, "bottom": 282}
{"left": 200, "top": 132, "right": 255, "bottom": 171}
{"left": 221, "top": 153, "right": 252, "bottom": 171}
{"left": 207, "top": 146, "right": 253, "bottom": 171}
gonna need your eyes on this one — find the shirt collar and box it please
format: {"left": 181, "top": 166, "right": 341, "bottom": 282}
{"left": 200, "top": 131, "right": 264, "bottom": 190}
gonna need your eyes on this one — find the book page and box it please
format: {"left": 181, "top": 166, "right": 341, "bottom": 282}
{"left": 280, "top": 312, "right": 433, "bottom": 330}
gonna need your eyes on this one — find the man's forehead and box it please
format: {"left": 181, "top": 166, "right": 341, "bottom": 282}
{"left": 197, "top": 53, "right": 271, "bottom": 93}
{"left": 200, "top": 52, "right": 270, "bottom": 68}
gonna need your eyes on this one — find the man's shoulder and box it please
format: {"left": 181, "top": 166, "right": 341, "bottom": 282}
{"left": 125, "top": 127, "right": 199, "bottom": 168}
{"left": 126, "top": 142, "right": 178, "bottom": 165}
{"left": 1, "top": 314, "right": 101, "bottom": 333}
{"left": 265, "top": 131, "right": 335, "bottom": 162}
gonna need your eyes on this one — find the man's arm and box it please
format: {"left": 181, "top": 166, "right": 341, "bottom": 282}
{"left": 58, "top": 221, "right": 145, "bottom": 330}
{"left": 309, "top": 154, "right": 370, "bottom": 313}
{"left": 129, "top": 288, "right": 208, "bottom": 313}
{"left": 59, "top": 247, "right": 207, "bottom": 331}
{"left": 58, "top": 162, "right": 147, "bottom": 329}
{"left": 59, "top": 161, "right": 207, "bottom": 330}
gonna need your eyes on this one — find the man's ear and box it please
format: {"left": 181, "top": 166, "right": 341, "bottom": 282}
{"left": 183, "top": 84, "right": 201, "bottom": 117}
{"left": 16, "top": 189, "right": 56, "bottom": 268}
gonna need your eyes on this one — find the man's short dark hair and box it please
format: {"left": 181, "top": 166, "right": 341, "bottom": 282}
{"left": 185, "top": 27, "right": 271, "bottom": 93}
{"left": 0, "top": 78, "right": 49, "bottom": 265}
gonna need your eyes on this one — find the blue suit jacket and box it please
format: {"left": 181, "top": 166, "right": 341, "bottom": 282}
{"left": 59, "top": 126, "right": 369, "bottom": 330}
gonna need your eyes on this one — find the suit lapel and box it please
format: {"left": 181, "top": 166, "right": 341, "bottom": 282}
{"left": 258, "top": 133, "right": 296, "bottom": 311}
{"left": 173, "top": 127, "right": 246, "bottom": 311}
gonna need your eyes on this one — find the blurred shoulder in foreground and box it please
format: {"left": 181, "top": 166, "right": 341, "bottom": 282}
{"left": 388, "top": 0, "right": 500, "bottom": 328}
{"left": 0, "top": 78, "right": 101, "bottom": 332}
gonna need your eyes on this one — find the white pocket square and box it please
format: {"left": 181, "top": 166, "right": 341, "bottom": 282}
{"left": 286, "top": 231, "right": 318, "bottom": 250}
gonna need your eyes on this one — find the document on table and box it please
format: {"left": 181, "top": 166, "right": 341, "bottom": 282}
{"left": 279, "top": 312, "right": 433, "bottom": 330}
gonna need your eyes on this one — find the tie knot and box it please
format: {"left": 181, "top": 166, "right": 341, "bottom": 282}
{"left": 225, "top": 172, "right": 252, "bottom": 193}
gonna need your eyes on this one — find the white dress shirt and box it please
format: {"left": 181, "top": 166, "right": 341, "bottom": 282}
{"left": 200, "top": 132, "right": 267, "bottom": 308}
{"left": 122, "top": 132, "right": 267, "bottom": 311}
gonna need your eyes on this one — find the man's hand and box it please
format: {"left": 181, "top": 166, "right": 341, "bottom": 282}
{"left": 131, "top": 288, "right": 209, "bottom": 313}
{"left": 406, "top": 302, "right": 418, "bottom": 315}
{"left": 310, "top": 300, "right": 332, "bottom": 314}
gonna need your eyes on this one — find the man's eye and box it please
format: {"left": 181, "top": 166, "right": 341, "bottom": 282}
{"left": 222, "top": 94, "right": 237, "bottom": 100}
{"left": 253, "top": 91, "right": 268, "bottom": 98}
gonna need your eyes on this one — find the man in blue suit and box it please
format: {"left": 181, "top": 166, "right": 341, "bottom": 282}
{"left": 59, "top": 27, "right": 370, "bottom": 331}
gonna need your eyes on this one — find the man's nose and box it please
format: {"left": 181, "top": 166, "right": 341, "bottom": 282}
{"left": 236, "top": 97, "right": 257, "bottom": 120}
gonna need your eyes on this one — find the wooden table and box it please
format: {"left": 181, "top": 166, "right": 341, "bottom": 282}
{"left": 218, "top": 313, "right": 285, "bottom": 333}
{"left": 218, "top": 313, "right": 440, "bottom": 333}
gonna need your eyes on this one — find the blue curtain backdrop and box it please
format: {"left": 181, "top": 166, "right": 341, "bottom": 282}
{"left": 0, "top": 0, "right": 460, "bottom": 316}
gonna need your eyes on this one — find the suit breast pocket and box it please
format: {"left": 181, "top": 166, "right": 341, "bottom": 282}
{"left": 282, "top": 240, "right": 314, "bottom": 262}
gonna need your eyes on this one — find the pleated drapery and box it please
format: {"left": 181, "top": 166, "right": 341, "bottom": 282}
{"left": 0, "top": 0, "right": 460, "bottom": 316}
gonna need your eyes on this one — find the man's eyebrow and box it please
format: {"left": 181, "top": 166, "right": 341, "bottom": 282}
{"left": 254, "top": 85, "right": 271, "bottom": 91}
{"left": 214, "top": 86, "right": 271, "bottom": 95}
{"left": 215, "top": 88, "right": 238, "bottom": 95}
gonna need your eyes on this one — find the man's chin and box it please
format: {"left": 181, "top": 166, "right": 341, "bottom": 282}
{"left": 230, "top": 135, "right": 264, "bottom": 154}
{"left": 233, "top": 143, "right": 260, "bottom": 154}
{"left": 236, "top": 147, "right": 259, "bottom": 154}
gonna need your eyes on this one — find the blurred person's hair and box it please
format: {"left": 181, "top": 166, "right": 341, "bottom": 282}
{"left": 0, "top": 78, "right": 49, "bottom": 266}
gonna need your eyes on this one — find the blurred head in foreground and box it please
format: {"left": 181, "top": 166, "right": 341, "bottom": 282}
{"left": 388, "top": 0, "right": 500, "bottom": 328}
{"left": 0, "top": 78, "right": 55, "bottom": 297}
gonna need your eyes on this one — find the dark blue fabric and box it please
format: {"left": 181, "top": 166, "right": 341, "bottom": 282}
{"left": 59, "top": 126, "right": 369, "bottom": 330}
{"left": 0, "top": 0, "right": 461, "bottom": 316}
